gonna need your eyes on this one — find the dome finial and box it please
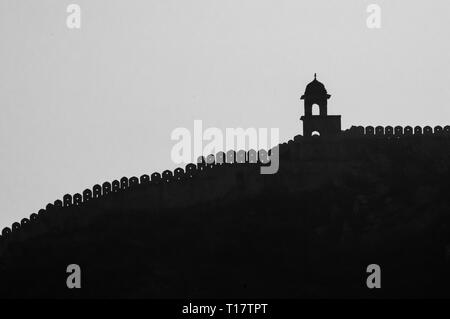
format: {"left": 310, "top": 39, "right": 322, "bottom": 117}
{"left": 314, "top": 73, "right": 317, "bottom": 80}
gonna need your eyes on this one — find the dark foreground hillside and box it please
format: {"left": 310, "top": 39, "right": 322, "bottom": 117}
{"left": 1, "top": 134, "right": 450, "bottom": 298}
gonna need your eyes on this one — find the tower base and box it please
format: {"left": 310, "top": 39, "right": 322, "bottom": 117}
{"left": 301, "top": 115, "right": 341, "bottom": 137}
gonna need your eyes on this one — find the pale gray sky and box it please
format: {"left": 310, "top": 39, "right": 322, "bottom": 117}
{"left": 1, "top": 0, "right": 450, "bottom": 228}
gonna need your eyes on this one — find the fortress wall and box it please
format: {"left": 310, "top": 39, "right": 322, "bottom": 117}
{"left": 2, "top": 127, "right": 450, "bottom": 253}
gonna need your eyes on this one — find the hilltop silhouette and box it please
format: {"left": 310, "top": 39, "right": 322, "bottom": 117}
{"left": 1, "top": 76, "right": 450, "bottom": 298}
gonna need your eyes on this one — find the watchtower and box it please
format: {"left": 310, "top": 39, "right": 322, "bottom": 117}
{"left": 300, "top": 74, "right": 341, "bottom": 137}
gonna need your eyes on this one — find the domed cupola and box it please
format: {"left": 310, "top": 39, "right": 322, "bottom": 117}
{"left": 299, "top": 74, "right": 341, "bottom": 137}
{"left": 301, "top": 73, "right": 331, "bottom": 99}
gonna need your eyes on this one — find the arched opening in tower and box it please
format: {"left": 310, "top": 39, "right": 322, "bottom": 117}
{"left": 312, "top": 104, "right": 320, "bottom": 116}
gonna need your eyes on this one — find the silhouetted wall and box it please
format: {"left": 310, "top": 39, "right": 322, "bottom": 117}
{"left": 1, "top": 125, "right": 450, "bottom": 254}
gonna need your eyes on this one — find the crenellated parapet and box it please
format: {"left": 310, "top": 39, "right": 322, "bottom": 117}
{"left": 342, "top": 125, "right": 450, "bottom": 137}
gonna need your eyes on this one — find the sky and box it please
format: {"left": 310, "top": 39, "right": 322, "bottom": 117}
{"left": 1, "top": 0, "right": 450, "bottom": 228}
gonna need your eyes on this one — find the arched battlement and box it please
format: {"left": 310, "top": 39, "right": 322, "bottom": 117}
{"left": 236, "top": 150, "right": 246, "bottom": 164}
{"left": 206, "top": 155, "right": 215, "bottom": 169}
{"left": 226, "top": 151, "right": 236, "bottom": 164}
{"left": 185, "top": 164, "right": 197, "bottom": 178}
{"left": 258, "top": 149, "right": 270, "bottom": 164}
{"left": 206, "top": 154, "right": 215, "bottom": 165}
{"left": 12, "top": 222, "right": 20, "bottom": 232}
{"left": 83, "top": 189, "right": 93, "bottom": 202}
{"left": 394, "top": 126, "right": 403, "bottom": 136}
{"left": 414, "top": 126, "right": 422, "bottom": 135}
{"left": 174, "top": 168, "right": 185, "bottom": 181}
{"left": 129, "top": 176, "right": 139, "bottom": 187}
{"left": 365, "top": 126, "right": 374, "bottom": 135}
{"left": 2, "top": 227, "right": 11, "bottom": 238}
{"left": 120, "top": 177, "right": 129, "bottom": 190}
{"left": 102, "top": 182, "right": 112, "bottom": 195}
{"left": 140, "top": 174, "right": 150, "bottom": 184}
{"left": 93, "top": 184, "right": 102, "bottom": 198}
{"left": 112, "top": 180, "right": 120, "bottom": 192}
{"left": 162, "top": 170, "right": 173, "bottom": 183}
{"left": 248, "top": 149, "right": 257, "bottom": 163}
{"left": 73, "top": 193, "right": 82, "bottom": 206}
{"left": 404, "top": 126, "right": 413, "bottom": 136}
{"left": 216, "top": 152, "right": 225, "bottom": 165}
{"left": 151, "top": 172, "right": 162, "bottom": 183}
{"left": 197, "top": 156, "right": 207, "bottom": 171}
{"left": 424, "top": 126, "right": 432, "bottom": 136}
{"left": 375, "top": 126, "right": 384, "bottom": 136}
{"left": 63, "top": 194, "right": 72, "bottom": 207}
{"left": 385, "top": 126, "right": 393, "bottom": 136}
